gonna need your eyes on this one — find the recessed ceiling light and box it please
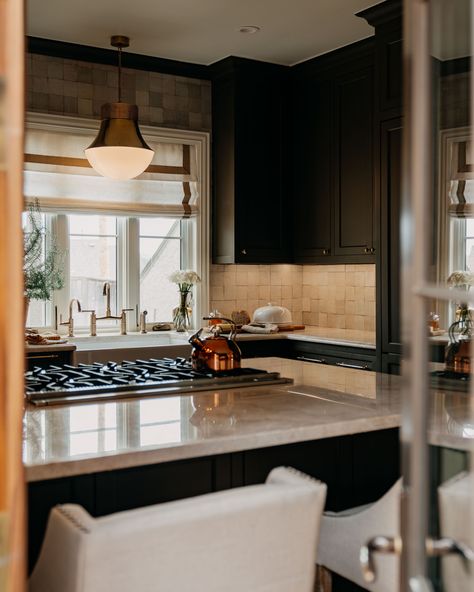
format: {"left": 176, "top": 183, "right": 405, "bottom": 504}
{"left": 238, "top": 26, "right": 261, "bottom": 34}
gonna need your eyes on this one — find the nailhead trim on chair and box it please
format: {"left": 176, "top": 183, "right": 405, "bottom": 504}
{"left": 56, "top": 506, "right": 91, "bottom": 534}
{"left": 282, "top": 466, "right": 325, "bottom": 486}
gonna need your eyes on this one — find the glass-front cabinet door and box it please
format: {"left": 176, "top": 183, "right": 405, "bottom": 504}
{"left": 399, "top": 1, "right": 474, "bottom": 591}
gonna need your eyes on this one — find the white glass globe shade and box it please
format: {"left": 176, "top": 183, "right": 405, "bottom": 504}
{"left": 85, "top": 146, "right": 154, "bottom": 180}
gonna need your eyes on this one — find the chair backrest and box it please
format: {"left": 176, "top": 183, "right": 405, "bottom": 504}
{"left": 30, "top": 466, "right": 327, "bottom": 592}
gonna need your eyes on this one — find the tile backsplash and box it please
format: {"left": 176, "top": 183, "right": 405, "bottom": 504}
{"left": 209, "top": 263, "right": 375, "bottom": 332}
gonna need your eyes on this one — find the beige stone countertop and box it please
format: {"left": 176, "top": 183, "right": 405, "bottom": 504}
{"left": 236, "top": 326, "right": 376, "bottom": 349}
{"left": 23, "top": 357, "right": 474, "bottom": 482}
{"left": 25, "top": 342, "right": 77, "bottom": 353}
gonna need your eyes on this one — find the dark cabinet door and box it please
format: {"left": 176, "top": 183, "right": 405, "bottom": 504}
{"left": 211, "top": 58, "right": 290, "bottom": 264}
{"left": 380, "top": 117, "right": 403, "bottom": 355}
{"left": 334, "top": 66, "right": 375, "bottom": 257}
{"left": 234, "top": 66, "right": 289, "bottom": 263}
{"left": 291, "top": 74, "right": 333, "bottom": 262}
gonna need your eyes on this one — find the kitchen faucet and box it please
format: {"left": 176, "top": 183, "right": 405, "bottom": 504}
{"left": 59, "top": 299, "right": 82, "bottom": 337}
{"left": 95, "top": 281, "right": 133, "bottom": 335}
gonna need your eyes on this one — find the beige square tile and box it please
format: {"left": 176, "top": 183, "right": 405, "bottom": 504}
{"left": 303, "top": 312, "right": 312, "bottom": 325}
{"left": 303, "top": 285, "right": 311, "bottom": 298}
{"left": 354, "top": 315, "right": 365, "bottom": 330}
{"left": 211, "top": 286, "right": 224, "bottom": 300}
{"left": 247, "top": 286, "right": 258, "bottom": 299}
{"left": 365, "top": 271, "right": 376, "bottom": 287}
{"left": 364, "top": 317, "right": 376, "bottom": 332}
{"left": 258, "top": 285, "right": 270, "bottom": 301}
{"left": 310, "top": 299, "right": 319, "bottom": 313}
{"left": 333, "top": 272, "right": 346, "bottom": 286}
{"left": 248, "top": 270, "right": 259, "bottom": 285}
{"left": 236, "top": 286, "right": 248, "bottom": 300}
{"left": 210, "top": 272, "right": 224, "bottom": 287}
{"left": 302, "top": 297, "right": 311, "bottom": 311}
{"left": 318, "top": 285, "right": 328, "bottom": 300}
{"left": 345, "top": 300, "right": 356, "bottom": 315}
{"left": 292, "top": 299, "right": 302, "bottom": 313}
{"left": 365, "top": 286, "right": 375, "bottom": 302}
{"left": 334, "top": 315, "right": 346, "bottom": 329}
{"left": 345, "top": 286, "right": 355, "bottom": 301}
{"left": 345, "top": 272, "right": 355, "bottom": 286}
{"left": 345, "top": 315, "right": 356, "bottom": 329}
{"left": 336, "top": 301, "right": 345, "bottom": 314}
{"left": 311, "top": 285, "right": 319, "bottom": 299}
{"left": 292, "top": 284, "right": 302, "bottom": 298}
{"left": 354, "top": 272, "right": 365, "bottom": 286}
{"left": 224, "top": 285, "right": 237, "bottom": 300}
{"left": 236, "top": 271, "right": 248, "bottom": 286}
{"left": 319, "top": 313, "right": 328, "bottom": 327}
{"left": 355, "top": 287, "right": 365, "bottom": 302}
{"left": 270, "top": 286, "right": 282, "bottom": 301}
{"left": 258, "top": 268, "right": 270, "bottom": 284}
{"left": 282, "top": 285, "right": 292, "bottom": 299}
{"left": 293, "top": 311, "right": 303, "bottom": 324}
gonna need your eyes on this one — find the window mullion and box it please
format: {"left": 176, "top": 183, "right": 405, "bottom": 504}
{"left": 52, "top": 214, "right": 70, "bottom": 329}
{"left": 120, "top": 218, "right": 140, "bottom": 331}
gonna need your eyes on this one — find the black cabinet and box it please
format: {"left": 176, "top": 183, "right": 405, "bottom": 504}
{"left": 291, "top": 72, "right": 333, "bottom": 261}
{"left": 211, "top": 57, "right": 290, "bottom": 264}
{"left": 288, "top": 339, "right": 376, "bottom": 371}
{"left": 333, "top": 65, "right": 375, "bottom": 257}
{"left": 290, "top": 41, "right": 376, "bottom": 264}
{"left": 26, "top": 348, "right": 75, "bottom": 370}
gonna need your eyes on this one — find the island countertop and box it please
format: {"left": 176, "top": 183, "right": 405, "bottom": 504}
{"left": 23, "top": 357, "right": 473, "bottom": 482}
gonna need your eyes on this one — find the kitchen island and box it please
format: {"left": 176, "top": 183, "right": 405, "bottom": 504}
{"left": 24, "top": 357, "right": 473, "bottom": 574}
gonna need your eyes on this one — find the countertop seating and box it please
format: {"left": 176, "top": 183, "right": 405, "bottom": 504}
{"left": 439, "top": 472, "right": 474, "bottom": 592}
{"left": 29, "top": 466, "right": 327, "bottom": 592}
{"left": 317, "top": 479, "right": 401, "bottom": 592}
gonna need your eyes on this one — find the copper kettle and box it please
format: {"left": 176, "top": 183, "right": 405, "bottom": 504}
{"left": 189, "top": 317, "right": 242, "bottom": 373}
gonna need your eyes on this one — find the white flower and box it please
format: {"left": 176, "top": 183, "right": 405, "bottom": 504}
{"left": 447, "top": 271, "right": 474, "bottom": 289}
{"left": 169, "top": 270, "right": 201, "bottom": 287}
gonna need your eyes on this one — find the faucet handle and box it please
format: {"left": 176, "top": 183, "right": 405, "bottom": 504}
{"left": 121, "top": 308, "right": 134, "bottom": 314}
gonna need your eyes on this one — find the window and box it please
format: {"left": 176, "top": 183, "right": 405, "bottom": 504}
{"left": 464, "top": 219, "right": 474, "bottom": 271}
{"left": 24, "top": 113, "right": 210, "bottom": 331}
{"left": 26, "top": 213, "right": 191, "bottom": 330}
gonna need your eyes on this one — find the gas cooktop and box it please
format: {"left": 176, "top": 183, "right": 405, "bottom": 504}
{"left": 25, "top": 357, "right": 292, "bottom": 406}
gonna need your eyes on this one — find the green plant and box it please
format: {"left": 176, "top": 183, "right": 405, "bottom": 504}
{"left": 23, "top": 201, "right": 65, "bottom": 301}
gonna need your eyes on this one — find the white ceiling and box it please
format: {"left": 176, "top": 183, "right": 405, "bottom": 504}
{"left": 27, "top": 0, "right": 379, "bottom": 66}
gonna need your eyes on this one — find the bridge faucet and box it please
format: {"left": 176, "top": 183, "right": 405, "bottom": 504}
{"left": 59, "top": 298, "right": 82, "bottom": 337}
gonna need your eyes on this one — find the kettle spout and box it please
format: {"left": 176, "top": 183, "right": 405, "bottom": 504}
{"left": 188, "top": 328, "right": 205, "bottom": 350}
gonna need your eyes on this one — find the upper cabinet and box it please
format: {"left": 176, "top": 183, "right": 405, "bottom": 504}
{"left": 290, "top": 41, "right": 376, "bottom": 264}
{"left": 211, "top": 58, "right": 290, "bottom": 264}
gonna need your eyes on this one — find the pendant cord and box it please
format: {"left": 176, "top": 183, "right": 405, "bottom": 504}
{"left": 117, "top": 46, "right": 122, "bottom": 102}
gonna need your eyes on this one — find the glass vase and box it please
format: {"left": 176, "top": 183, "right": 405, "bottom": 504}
{"left": 174, "top": 290, "right": 191, "bottom": 332}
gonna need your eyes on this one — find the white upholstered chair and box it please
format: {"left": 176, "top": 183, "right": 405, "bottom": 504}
{"left": 438, "top": 471, "right": 474, "bottom": 592}
{"left": 29, "top": 466, "right": 327, "bottom": 592}
{"left": 317, "top": 479, "right": 402, "bottom": 592}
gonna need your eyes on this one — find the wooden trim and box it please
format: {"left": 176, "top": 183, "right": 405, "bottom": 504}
{"left": 25, "top": 150, "right": 191, "bottom": 175}
{"left": 27, "top": 36, "right": 211, "bottom": 81}
{"left": 0, "top": 0, "right": 26, "bottom": 589}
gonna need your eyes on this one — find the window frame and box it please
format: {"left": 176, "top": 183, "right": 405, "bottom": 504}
{"left": 24, "top": 112, "right": 210, "bottom": 333}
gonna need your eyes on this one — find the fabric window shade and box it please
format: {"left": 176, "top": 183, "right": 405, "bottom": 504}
{"left": 24, "top": 123, "right": 199, "bottom": 218}
{"left": 447, "top": 137, "right": 474, "bottom": 218}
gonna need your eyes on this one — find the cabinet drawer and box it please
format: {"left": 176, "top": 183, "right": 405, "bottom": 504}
{"left": 26, "top": 350, "right": 73, "bottom": 370}
{"left": 295, "top": 352, "right": 374, "bottom": 371}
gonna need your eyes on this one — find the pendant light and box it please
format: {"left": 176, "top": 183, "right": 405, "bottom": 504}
{"left": 85, "top": 35, "right": 154, "bottom": 180}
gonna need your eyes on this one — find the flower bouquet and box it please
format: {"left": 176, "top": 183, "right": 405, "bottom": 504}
{"left": 169, "top": 270, "right": 201, "bottom": 332}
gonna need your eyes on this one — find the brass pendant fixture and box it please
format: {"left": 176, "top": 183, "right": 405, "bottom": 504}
{"left": 85, "top": 35, "right": 154, "bottom": 180}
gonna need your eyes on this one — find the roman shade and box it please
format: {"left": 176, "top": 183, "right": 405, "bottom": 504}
{"left": 24, "top": 117, "right": 200, "bottom": 218}
{"left": 447, "top": 137, "right": 474, "bottom": 218}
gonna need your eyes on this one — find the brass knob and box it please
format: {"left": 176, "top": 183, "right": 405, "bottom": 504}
{"left": 323, "top": 248, "right": 330, "bottom": 255}
{"left": 364, "top": 247, "right": 370, "bottom": 253}
{"left": 370, "top": 247, "right": 375, "bottom": 254}
{"left": 241, "top": 249, "right": 247, "bottom": 255}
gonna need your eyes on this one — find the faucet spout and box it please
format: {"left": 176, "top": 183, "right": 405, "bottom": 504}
{"left": 102, "top": 282, "right": 112, "bottom": 317}
{"left": 69, "top": 298, "right": 81, "bottom": 318}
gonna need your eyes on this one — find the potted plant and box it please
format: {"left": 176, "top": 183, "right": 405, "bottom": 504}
{"left": 23, "top": 202, "right": 65, "bottom": 323}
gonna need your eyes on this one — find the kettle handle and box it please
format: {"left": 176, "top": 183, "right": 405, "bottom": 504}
{"left": 203, "top": 316, "right": 238, "bottom": 341}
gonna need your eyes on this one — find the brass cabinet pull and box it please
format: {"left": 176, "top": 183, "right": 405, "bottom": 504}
{"left": 336, "top": 361, "right": 370, "bottom": 370}
{"left": 364, "top": 247, "right": 370, "bottom": 253}
{"left": 241, "top": 249, "right": 247, "bottom": 255}
{"left": 322, "top": 248, "right": 330, "bottom": 255}
{"left": 360, "top": 536, "right": 402, "bottom": 584}
{"left": 27, "top": 354, "right": 60, "bottom": 360}
{"left": 297, "top": 356, "right": 326, "bottom": 364}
